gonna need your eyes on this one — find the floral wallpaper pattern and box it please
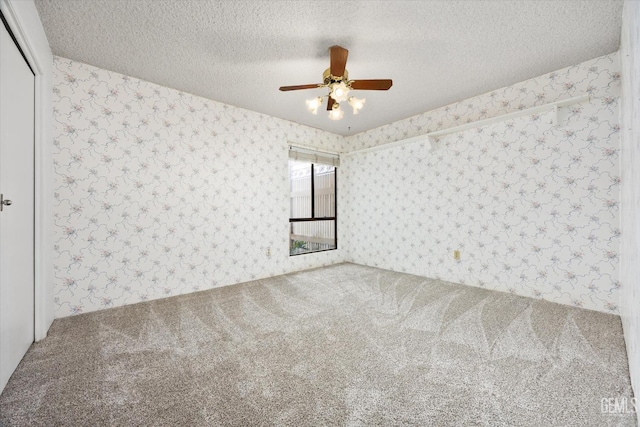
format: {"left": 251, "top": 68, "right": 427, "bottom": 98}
{"left": 341, "top": 53, "right": 621, "bottom": 313}
{"left": 53, "top": 52, "right": 621, "bottom": 318}
{"left": 52, "top": 57, "right": 345, "bottom": 317}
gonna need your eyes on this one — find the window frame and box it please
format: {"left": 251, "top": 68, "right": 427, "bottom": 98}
{"left": 289, "top": 162, "right": 337, "bottom": 256}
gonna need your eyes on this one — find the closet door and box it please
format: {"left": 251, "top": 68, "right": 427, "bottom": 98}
{"left": 0, "top": 17, "right": 35, "bottom": 393}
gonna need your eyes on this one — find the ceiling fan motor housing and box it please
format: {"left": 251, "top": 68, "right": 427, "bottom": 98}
{"left": 323, "top": 68, "right": 350, "bottom": 86}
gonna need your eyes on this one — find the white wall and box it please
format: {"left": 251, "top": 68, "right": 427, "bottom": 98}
{"left": 51, "top": 57, "right": 346, "bottom": 317}
{"left": 341, "top": 54, "right": 621, "bottom": 313}
{"left": 0, "top": 0, "right": 54, "bottom": 340}
{"left": 620, "top": 0, "right": 640, "bottom": 418}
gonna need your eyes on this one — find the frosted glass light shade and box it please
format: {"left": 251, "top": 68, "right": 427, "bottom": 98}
{"left": 329, "top": 82, "right": 349, "bottom": 102}
{"left": 305, "top": 97, "right": 323, "bottom": 115}
{"left": 328, "top": 106, "right": 344, "bottom": 120}
{"left": 348, "top": 97, "right": 365, "bottom": 114}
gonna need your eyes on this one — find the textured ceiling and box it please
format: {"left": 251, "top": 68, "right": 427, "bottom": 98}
{"left": 34, "top": 0, "right": 623, "bottom": 136}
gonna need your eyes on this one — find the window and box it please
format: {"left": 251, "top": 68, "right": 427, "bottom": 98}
{"left": 289, "top": 146, "right": 338, "bottom": 256}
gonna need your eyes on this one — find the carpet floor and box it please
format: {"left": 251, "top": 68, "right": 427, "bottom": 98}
{"left": 0, "top": 263, "right": 635, "bottom": 426}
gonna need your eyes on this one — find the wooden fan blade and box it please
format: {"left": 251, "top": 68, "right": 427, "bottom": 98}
{"left": 329, "top": 45, "right": 348, "bottom": 77}
{"left": 350, "top": 79, "right": 393, "bottom": 90}
{"left": 327, "top": 96, "right": 335, "bottom": 111}
{"left": 279, "top": 84, "right": 321, "bottom": 91}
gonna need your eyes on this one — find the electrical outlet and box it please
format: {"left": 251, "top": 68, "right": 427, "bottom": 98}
{"left": 266, "top": 247, "right": 271, "bottom": 257}
{"left": 453, "top": 250, "right": 460, "bottom": 260}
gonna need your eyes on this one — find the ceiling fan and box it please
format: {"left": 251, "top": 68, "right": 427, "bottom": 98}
{"left": 279, "top": 45, "right": 393, "bottom": 120}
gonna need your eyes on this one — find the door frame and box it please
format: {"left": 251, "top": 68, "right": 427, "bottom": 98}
{"left": 0, "top": 0, "right": 53, "bottom": 340}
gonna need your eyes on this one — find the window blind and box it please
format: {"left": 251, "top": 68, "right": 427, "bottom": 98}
{"left": 289, "top": 145, "right": 340, "bottom": 167}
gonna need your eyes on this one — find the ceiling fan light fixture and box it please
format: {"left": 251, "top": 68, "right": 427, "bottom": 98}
{"left": 348, "top": 96, "right": 366, "bottom": 114}
{"left": 328, "top": 103, "right": 344, "bottom": 120}
{"left": 329, "top": 81, "right": 350, "bottom": 102}
{"left": 279, "top": 46, "right": 392, "bottom": 121}
{"left": 306, "top": 96, "right": 323, "bottom": 115}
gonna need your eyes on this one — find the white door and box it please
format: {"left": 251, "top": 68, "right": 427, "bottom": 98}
{"left": 0, "top": 19, "right": 35, "bottom": 393}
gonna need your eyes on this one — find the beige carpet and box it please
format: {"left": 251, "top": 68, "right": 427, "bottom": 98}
{"left": 0, "top": 263, "right": 635, "bottom": 426}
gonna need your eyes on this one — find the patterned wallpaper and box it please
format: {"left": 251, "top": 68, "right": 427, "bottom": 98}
{"left": 344, "top": 54, "right": 621, "bottom": 154}
{"left": 53, "top": 52, "right": 621, "bottom": 317}
{"left": 341, "top": 53, "right": 621, "bottom": 313}
{"left": 52, "top": 57, "right": 345, "bottom": 317}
